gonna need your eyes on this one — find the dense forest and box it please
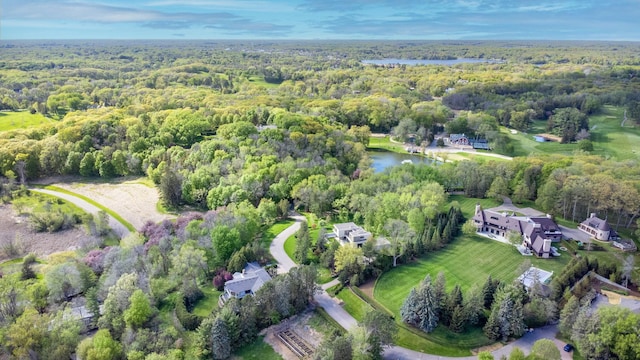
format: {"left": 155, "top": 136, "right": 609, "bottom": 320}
{"left": 1, "top": 40, "right": 640, "bottom": 360}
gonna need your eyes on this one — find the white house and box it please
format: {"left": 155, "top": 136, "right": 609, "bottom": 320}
{"left": 333, "top": 222, "right": 372, "bottom": 246}
{"left": 220, "top": 262, "right": 271, "bottom": 305}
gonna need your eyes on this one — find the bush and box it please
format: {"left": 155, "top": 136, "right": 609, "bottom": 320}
{"left": 21, "top": 253, "right": 37, "bottom": 280}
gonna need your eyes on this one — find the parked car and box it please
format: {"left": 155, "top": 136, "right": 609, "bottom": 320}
{"left": 564, "top": 344, "right": 574, "bottom": 352}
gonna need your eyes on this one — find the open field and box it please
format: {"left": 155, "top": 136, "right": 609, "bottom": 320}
{"left": 0, "top": 111, "right": 52, "bottom": 132}
{"left": 505, "top": 106, "right": 640, "bottom": 160}
{"left": 46, "top": 178, "right": 174, "bottom": 230}
{"left": 0, "top": 202, "right": 100, "bottom": 262}
{"left": 192, "top": 287, "right": 222, "bottom": 318}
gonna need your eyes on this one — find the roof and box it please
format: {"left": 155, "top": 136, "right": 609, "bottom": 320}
{"left": 224, "top": 262, "right": 271, "bottom": 295}
{"left": 529, "top": 217, "right": 561, "bottom": 233}
{"left": 518, "top": 267, "right": 553, "bottom": 288}
{"left": 581, "top": 215, "right": 611, "bottom": 232}
{"left": 475, "top": 210, "right": 523, "bottom": 233}
{"left": 334, "top": 222, "right": 358, "bottom": 231}
{"left": 450, "top": 133, "right": 468, "bottom": 141}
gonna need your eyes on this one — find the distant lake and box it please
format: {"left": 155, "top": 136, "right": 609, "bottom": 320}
{"left": 362, "top": 58, "right": 502, "bottom": 66}
{"left": 369, "top": 150, "right": 434, "bottom": 173}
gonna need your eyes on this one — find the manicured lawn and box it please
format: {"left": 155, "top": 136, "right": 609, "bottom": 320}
{"left": 368, "top": 136, "right": 406, "bottom": 153}
{"left": 336, "top": 288, "right": 374, "bottom": 322}
{"left": 284, "top": 233, "right": 296, "bottom": 262}
{"left": 447, "top": 195, "right": 501, "bottom": 219}
{"left": 373, "top": 233, "right": 570, "bottom": 355}
{"left": 0, "top": 111, "right": 52, "bottom": 132}
{"left": 260, "top": 219, "right": 295, "bottom": 246}
{"left": 234, "top": 336, "right": 282, "bottom": 360}
{"left": 192, "top": 287, "right": 222, "bottom": 318}
{"left": 505, "top": 106, "right": 640, "bottom": 161}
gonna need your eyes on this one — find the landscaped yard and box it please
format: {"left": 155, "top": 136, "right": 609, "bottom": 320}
{"left": 372, "top": 233, "right": 570, "bottom": 354}
{"left": 0, "top": 111, "right": 52, "bottom": 132}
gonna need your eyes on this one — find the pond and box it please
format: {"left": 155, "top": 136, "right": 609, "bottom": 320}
{"left": 362, "top": 58, "right": 504, "bottom": 66}
{"left": 368, "top": 150, "right": 434, "bottom": 173}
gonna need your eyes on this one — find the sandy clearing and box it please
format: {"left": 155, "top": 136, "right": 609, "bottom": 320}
{"left": 52, "top": 179, "right": 174, "bottom": 231}
{"left": 0, "top": 204, "right": 100, "bottom": 262}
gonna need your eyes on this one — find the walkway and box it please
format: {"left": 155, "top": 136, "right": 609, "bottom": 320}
{"left": 268, "top": 216, "right": 570, "bottom": 360}
{"left": 268, "top": 215, "right": 357, "bottom": 330}
{"left": 31, "top": 188, "right": 130, "bottom": 239}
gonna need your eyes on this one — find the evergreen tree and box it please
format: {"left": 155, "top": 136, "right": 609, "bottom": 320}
{"left": 463, "top": 285, "right": 484, "bottom": 326}
{"left": 482, "top": 275, "right": 499, "bottom": 308}
{"left": 211, "top": 316, "right": 231, "bottom": 360}
{"left": 294, "top": 221, "right": 310, "bottom": 264}
{"left": 449, "top": 306, "right": 465, "bottom": 333}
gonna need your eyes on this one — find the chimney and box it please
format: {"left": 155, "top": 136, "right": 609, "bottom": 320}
{"left": 241, "top": 269, "right": 246, "bottom": 278}
{"left": 475, "top": 203, "right": 481, "bottom": 216}
{"left": 546, "top": 214, "right": 552, "bottom": 219}
{"left": 543, "top": 239, "right": 551, "bottom": 253}
{"left": 590, "top": 213, "right": 596, "bottom": 219}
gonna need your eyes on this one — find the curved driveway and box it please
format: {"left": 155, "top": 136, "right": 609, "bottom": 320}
{"left": 269, "top": 216, "right": 569, "bottom": 359}
{"left": 32, "top": 188, "right": 130, "bottom": 239}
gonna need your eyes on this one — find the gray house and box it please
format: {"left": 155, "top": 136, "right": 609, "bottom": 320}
{"left": 333, "top": 222, "right": 372, "bottom": 246}
{"left": 220, "top": 262, "right": 271, "bottom": 305}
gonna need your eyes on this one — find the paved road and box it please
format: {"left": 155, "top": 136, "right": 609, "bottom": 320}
{"left": 269, "top": 216, "right": 570, "bottom": 360}
{"left": 269, "top": 214, "right": 305, "bottom": 274}
{"left": 32, "top": 188, "right": 130, "bottom": 239}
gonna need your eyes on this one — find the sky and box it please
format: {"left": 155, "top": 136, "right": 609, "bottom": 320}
{"left": 2, "top": 0, "right": 640, "bottom": 40}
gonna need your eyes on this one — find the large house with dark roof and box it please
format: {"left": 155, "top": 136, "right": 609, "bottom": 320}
{"left": 220, "top": 262, "right": 271, "bottom": 305}
{"left": 473, "top": 204, "right": 562, "bottom": 258}
{"left": 579, "top": 213, "right": 619, "bottom": 241}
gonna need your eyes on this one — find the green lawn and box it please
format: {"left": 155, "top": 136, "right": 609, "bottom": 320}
{"left": 246, "top": 76, "right": 281, "bottom": 89}
{"left": 0, "top": 111, "right": 52, "bottom": 132}
{"left": 373, "top": 233, "right": 570, "bottom": 355}
{"left": 336, "top": 288, "right": 374, "bottom": 322}
{"left": 505, "top": 106, "right": 640, "bottom": 160}
{"left": 284, "top": 233, "right": 296, "bottom": 261}
{"left": 234, "top": 336, "right": 282, "bottom": 360}
{"left": 192, "top": 287, "right": 222, "bottom": 318}
{"left": 368, "top": 136, "right": 406, "bottom": 153}
{"left": 447, "top": 195, "right": 501, "bottom": 219}
{"left": 260, "top": 219, "right": 295, "bottom": 246}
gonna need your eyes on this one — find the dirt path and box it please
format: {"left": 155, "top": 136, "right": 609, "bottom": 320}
{"left": 51, "top": 179, "right": 174, "bottom": 231}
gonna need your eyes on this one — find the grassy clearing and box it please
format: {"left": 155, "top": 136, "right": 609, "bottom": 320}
{"left": 448, "top": 195, "right": 501, "bottom": 219}
{"left": 0, "top": 111, "right": 52, "bottom": 132}
{"left": 192, "top": 287, "right": 222, "bottom": 318}
{"left": 38, "top": 185, "right": 136, "bottom": 232}
{"left": 246, "top": 76, "right": 281, "bottom": 89}
{"left": 234, "top": 336, "right": 282, "bottom": 360}
{"left": 13, "top": 191, "right": 87, "bottom": 218}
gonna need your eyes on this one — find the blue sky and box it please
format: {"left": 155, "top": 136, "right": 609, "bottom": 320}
{"left": 2, "top": 0, "right": 639, "bottom": 40}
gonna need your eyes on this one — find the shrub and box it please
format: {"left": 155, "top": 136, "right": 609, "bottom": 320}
{"left": 175, "top": 294, "right": 202, "bottom": 331}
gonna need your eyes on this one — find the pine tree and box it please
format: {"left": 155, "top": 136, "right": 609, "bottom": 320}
{"left": 482, "top": 275, "right": 497, "bottom": 308}
{"left": 211, "top": 316, "right": 231, "bottom": 360}
{"left": 400, "top": 288, "right": 421, "bottom": 325}
{"left": 449, "top": 306, "right": 465, "bottom": 333}
{"left": 417, "top": 279, "right": 439, "bottom": 333}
